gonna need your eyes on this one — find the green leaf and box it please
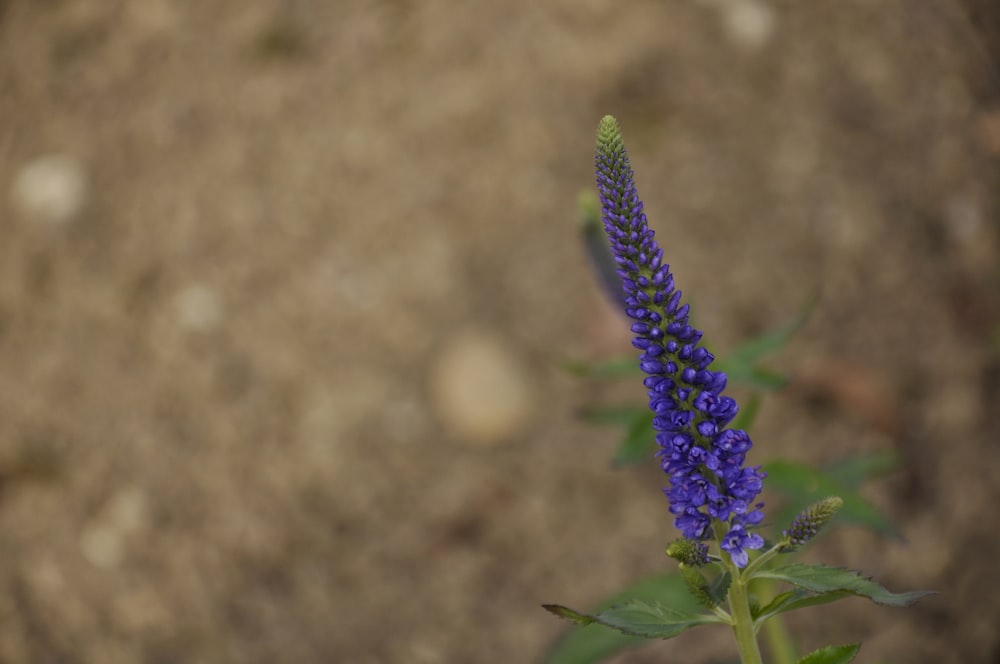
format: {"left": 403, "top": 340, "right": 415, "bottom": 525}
{"left": 753, "top": 589, "right": 853, "bottom": 623}
{"left": 578, "top": 404, "right": 646, "bottom": 427}
{"left": 678, "top": 567, "right": 730, "bottom": 609}
{"left": 679, "top": 566, "right": 712, "bottom": 607}
{"left": 730, "top": 392, "right": 763, "bottom": 432}
{"left": 563, "top": 300, "right": 812, "bottom": 386}
{"left": 762, "top": 459, "right": 899, "bottom": 539}
{"left": 797, "top": 644, "right": 861, "bottom": 664}
{"left": 613, "top": 410, "right": 656, "bottom": 466}
{"left": 823, "top": 451, "right": 900, "bottom": 489}
{"left": 577, "top": 189, "right": 601, "bottom": 229}
{"left": 578, "top": 189, "right": 627, "bottom": 308}
{"left": 576, "top": 406, "right": 655, "bottom": 466}
{"left": 715, "top": 299, "right": 815, "bottom": 389}
{"left": 544, "top": 599, "right": 722, "bottom": 640}
{"left": 564, "top": 353, "right": 787, "bottom": 388}
{"left": 753, "top": 563, "right": 934, "bottom": 607}
{"left": 543, "top": 605, "right": 597, "bottom": 626}
{"left": 541, "top": 572, "right": 706, "bottom": 664}
{"left": 725, "top": 298, "right": 816, "bottom": 366}
{"left": 719, "top": 362, "right": 789, "bottom": 391}
{"left": 562, "top": 357, "right": 641, "bottom": 379}
{"left": 708, "top": 571, "right": 733, "bottom": 607}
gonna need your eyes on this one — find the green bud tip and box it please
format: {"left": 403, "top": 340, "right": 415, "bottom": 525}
{"left": 596, "top": 115, "right": 624, "bottom": 155}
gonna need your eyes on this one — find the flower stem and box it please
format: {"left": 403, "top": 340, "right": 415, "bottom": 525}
{"left": 761, "top": 604, "right": 798, "bottom": 664}
{"left": 726, "top": 563, "right": 762, "bottom": 664}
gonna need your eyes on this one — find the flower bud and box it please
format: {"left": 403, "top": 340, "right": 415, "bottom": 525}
{"left": 666, "top": 537, "right": 710, "bottom": 567}
{"left": 781, "top": 496, "right": 844, "bottom": 550}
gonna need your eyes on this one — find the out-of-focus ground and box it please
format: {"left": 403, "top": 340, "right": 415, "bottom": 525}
{"left": 1, "top": 1, "right": 999, "bottom": 662}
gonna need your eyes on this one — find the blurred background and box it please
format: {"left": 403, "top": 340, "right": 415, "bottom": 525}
{"left": 2, "top": 1, "right": 999, "bottom": 662}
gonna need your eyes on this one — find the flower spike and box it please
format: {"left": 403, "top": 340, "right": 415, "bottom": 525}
{"left": 780, "top": 496, "right": 844, "bottom": 551}
{"left": 595, "top": 115, "right": 766, "bottom": 567}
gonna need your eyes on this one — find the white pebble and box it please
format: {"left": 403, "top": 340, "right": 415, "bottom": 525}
{"left": 79, "top": 488, "right": 147, "bottom": 569}
{"left": 80, "top": 524, "right": 123, "bottom": 569}
{"left": 427, "top": 330, "right": 535, "bottom": 447}
{"left": 174, "top": 285, "right": 223, "bottom": 331}
{"left": 720, "top": 0, "right": 776, "bottom": 50}
{"left": 10, "top": 154, "right": 87, "bottom": 227}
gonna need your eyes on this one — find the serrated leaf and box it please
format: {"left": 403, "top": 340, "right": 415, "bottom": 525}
{"left": 753, "top": 589, "right": 853, "bottom": 623}
{"left": 541, "top": 572, "right": 705, "bottom": 664}
{"left": 543, "top": 604, "right": 597, "bottom": 625}
{"left": 753, "top": 590, "right": 796, "bottom": 619}
{"left": 679, "top": 566, "right": 712, "bottom": 608}
{"left": 708, "top": 571, "right": 732, "bottom": 607}
{"left": 546, "top": 599, "right": 723, "bottom": 640}
{"left": 678, "top": 567, "right": 730, "bottom": 610}
{"left": 797, "top": 644, "right": 861, "bottom": 664}
{"left": 753, "top": 564, "right": 934, "bottom": 607}
{"left": 762, "top": 459, "right": 899, "bottom": 539}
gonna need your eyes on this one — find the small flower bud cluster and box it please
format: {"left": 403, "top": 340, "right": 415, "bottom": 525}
{"left": 666, "top": 537, "right": 710, "bottom": 567}
{"left": 782, "top": 496, "right": 844, "bottom": 549}
{"left": 595, "top": 116, "right": 765, "bottom": 567}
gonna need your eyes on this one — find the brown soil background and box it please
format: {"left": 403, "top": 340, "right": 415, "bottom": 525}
{"left": 2, "top": 1, "right": 1000, "bottom": 662}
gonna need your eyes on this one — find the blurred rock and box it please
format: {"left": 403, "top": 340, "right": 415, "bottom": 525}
{"left": 80, "top": 488, "right": 148, "bottom": 570}
{"left": 427, "top": 330, "right": 535, "bottom": 447}
{"left": 174, "top": 285, "right": 223, "bottom": 332}
{"left": 80, "top": 523, "right": 124, "bottom": 570}
{"left": 943, "top": 191, "right": 995, "bottom": 271}
{"left": 10, "top": 154, "right": 87, "bottom": 228}
{"left": 722, "top": 0, "right": 776, "bottom": 50}
{"left": 699, "top": 0, "right": 776, "bottom": 51}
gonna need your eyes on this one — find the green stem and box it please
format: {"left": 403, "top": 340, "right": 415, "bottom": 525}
{"left": 743, "top": 541, "right": 783, "bottom": 579}
{"left": 761, "top": 607, "right": 798, "bottom": 664}
{"left": 727, "top": 564, "right": 763, "bottom": 664}
{"left": 747, "top": 546, "right": 797, "bottom": 663}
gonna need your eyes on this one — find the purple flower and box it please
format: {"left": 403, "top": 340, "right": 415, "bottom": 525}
{"left": 720, "top": 522, "right": 764, "bottom": 569}
{"left": 595, "top": 116, "right": 765, "bottom": 567}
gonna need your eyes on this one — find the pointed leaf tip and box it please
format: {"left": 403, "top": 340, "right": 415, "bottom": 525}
{"left": 754, "top": 563, "right": 934, "bottom": 607}
{"left": 542, "top": 604, "right": 596, "bottom": 626}
{"left": 541, "top": 572, "right": 705, "bottom": 664}
{"left": 543, "top": 599, "right": 722, "bottom": 641}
